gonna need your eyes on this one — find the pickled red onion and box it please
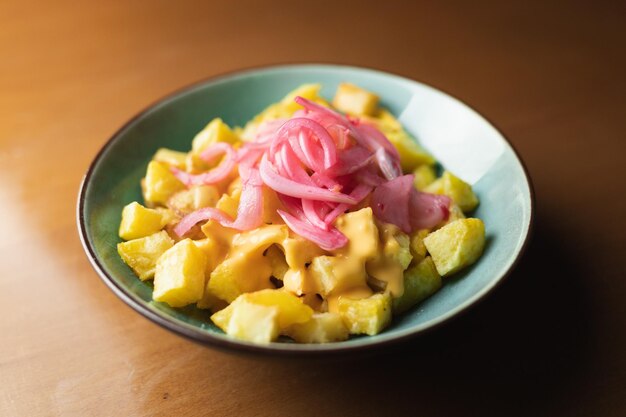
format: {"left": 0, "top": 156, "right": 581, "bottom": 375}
{"left": 174, "top": 95, "right": 447, "bottom": 249}
{"left": 173, "top": 207, "right": 234, "bottom": 236}
{"left": 259, "top": 154, "right": 356, "bottom": 204}
{"left": 371, "top": 174, "right": 450, "bottom": 233}
{"left": 277, "top": 210, "right": 348, "bottom": 251}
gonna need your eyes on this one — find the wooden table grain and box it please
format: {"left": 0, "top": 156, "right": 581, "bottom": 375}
{"left": 1, "top": 1, "right": 624, "bottom": 416}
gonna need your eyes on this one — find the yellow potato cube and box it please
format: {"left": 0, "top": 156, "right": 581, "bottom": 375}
{"left": 215, "top": 299, "right": 280, "bottom": 344}
{"left": 393, "top": 257, "right": 442, "bottom": 314}
{"left": 423, "top": 218, "right": 485, "bottom": 276}
{"left": 445, "top": 203, "right": 466, "bottom": 225}
{"left": 153, "top": 239, "right": 208, "bottom": 307}
{"left": 337, "top": 293, "right": 392, "bottom": 336}
{"left": 207, "top": 225, "right": 288, "bottom": 302}
{"left": 143, "top": 160, "right": 185, "bottom": 205}
{"left": 167, "top": 189, "right": 194, "bottom": 215}
{"left": 193, "top": 185, "right": 220, "bottom": 209}
{"left": 310, "top": 256, "right": 368, "bottom": 297}
{"left": 118, "top": 201, "right": 165, "bottom": 240}
{"left": 280, "top": 83, "right": 329, "bottom": 113}
{"left": 366, "top": 109, "right": 435, "bottom": 171}
{"left": 424, "top": 171, "right": 479, "bottom": 212}
{"left": 154, "top": 207, "right": 179, "bottom": 226}
{"left": 167, "top": 185, "right": 220, "bottom": 216}
{"left": 286, "top": 313, "right": 349, "bottom": 343}
{"left": 243, "top": 289, "right": 313, "bottom": 328}
{"left": 211, "top": 289, "right": 312, "bottom": 342}
{"left": 378, "top": 222, "right": 412, "bottom": 270}
{"left": 332, "top": 82, "right": 380, "bottom": 116}
{"left": 185, "top": 152, "right": 211, "bottom": 174}
{"left": 210, "top": 301, "right": 233, "bottom": 331}
{"left": 332, "top": 207, "right": 379, "bottom": 261}
{"left": 409, "top": 229, "right": 429, "bottom": 265}
{"left": 388, "top": 129, "right": 436, "bottom": 172}
{"left": 264, "top": 245, "right": 289, "bottom": 280}
{"left": 282, "top": 268, "right": 312, "bottom": 296}
{"left": 117, "top": 231, "right": 174, "bottom": 280}
{"left": 191, "top": 118, "right": 240, "bottom": 155}
{"left": 153, "top": 148, "right": 187, "bottom": 169}
{"left": 413, "top": 164, "right": 437, "bottom": 190}
{"left": 227, "top": 177, "right": 242, "bottom": 195}
{"left": 423, "top": 177, "right": 443, "bottom": 194}
{"left": 365, "top": 222, "right": 412, "bottom": 297}
{"left": 207, "top": 252, "right": 273, "bottom": 303}
{"left": 262, "top": 186, "right": 286, "bottom": 225}
{"left": 214, "top": 187, "right": 241, "bottom": 218}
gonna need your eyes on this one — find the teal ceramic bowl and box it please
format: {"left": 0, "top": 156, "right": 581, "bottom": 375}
{"left": 77, "top": 64, "right": 533, "bottom": 355}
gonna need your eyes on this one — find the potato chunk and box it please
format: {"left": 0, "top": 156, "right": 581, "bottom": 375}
{"left": 117, "top": 230, "right": 174, "bottom": 280}
{"left": 216, "top": 299, "right": 280, "bottom": 344}
{"left": 207, "top": 226, "right": 288, "bottom": 302}
{"left": 243, "top": 289, "right": 313, "bottom": 328}
{"left": 286, "top": 313, "right": 349, "bottom": 343}
{"left": 207, "top": 252, "right": 273, "bottom": 303}
{"left": 262, "top": 186, "right": 285, "bottom": 225}
{"left": 119, "top": 201, "right": 165, "bottom": 240}
{"left": 412, "top": 164, "right": 436, "bottom": 190}
{"left": 332, "top": 82, "right": 380, "bottom": 116}
{"left": 393, "top": 257, "right": 442, "bottom": 314}
{"left": 211, "top": 289, "right": 312, "bottom": 343}
{"left": 445, "top": 203, "right": 466, "bottom": 225}
{"left": 143, "top": 160, "right": 185, "bottom": 205}
{"left": 337, "top": 293, "right": 392, "bottom": 336}
{"left": 309, "top": 256, "right": 368, "bottom": 297}
{"left": 423, "top": 218, "right": 485, "bottom": 276}
{"left": 424, "top": 171, "right": 479, "bottom": 212}
{"left": 264, "top": 245, "right": 289, "bottom": 280}
{"left": 332, "top": 207, "right": 379, "bottom": 261}
{"left": 153, "top": 148, "right": 187, "bottom": 169}
{"left": 366, "top": 222, "right": 412, "bottom": 297}
{"left": 409, "top": 229, "right": 429, "bottom": 265}
{"left": 365, "top": 110, "right": 435, "bottom": 171}
{"left": 167, "top": 185, "right": 220, "bottom": 216}
{"left": 153, "top": 239, "right": 208, "bottom": 307}
{"left": 214, "top": 187, "right": 241, "bottom": 218}
{"left": 191, "top": 118, "right": 240, "bottom": 155}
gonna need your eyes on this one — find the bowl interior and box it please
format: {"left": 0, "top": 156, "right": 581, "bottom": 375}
{"left": 79, "top": 64, "right": 532, "bottom": 353}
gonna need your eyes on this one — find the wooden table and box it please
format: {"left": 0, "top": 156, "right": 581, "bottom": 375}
{"left": 2, "top": 1, "right": 624, "bottom": 415}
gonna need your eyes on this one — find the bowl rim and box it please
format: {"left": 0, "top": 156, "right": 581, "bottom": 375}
{"left": 77, "top": 63, "right": 535, "bottom": 356}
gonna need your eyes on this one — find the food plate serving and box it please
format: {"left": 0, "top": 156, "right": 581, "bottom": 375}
{"left": 77, "top": 64, "right": 533, "bottom": 355}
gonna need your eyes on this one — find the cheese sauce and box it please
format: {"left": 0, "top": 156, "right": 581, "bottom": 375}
{"left": 199, "top": 197, "right": 411, "bottom": 313}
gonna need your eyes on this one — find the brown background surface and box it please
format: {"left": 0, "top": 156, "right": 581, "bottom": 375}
{"left": 1, "top": 1, "right": 625, "bottom": 416}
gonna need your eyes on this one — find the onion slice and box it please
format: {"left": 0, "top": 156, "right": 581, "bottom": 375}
{"left": 371, "top": 174, "right": 451, "bottom": 233}
{"left": 277, "top": 210, "right": 348, "bottom": 251}
{"left": 371, "top": 175, "right": 414, "bottom": 233}
{"left": 259, "top": 154, "right": 357, "bottom": 204}
{"left": 173, "top": 207, "right": 234, "bottom": 237}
